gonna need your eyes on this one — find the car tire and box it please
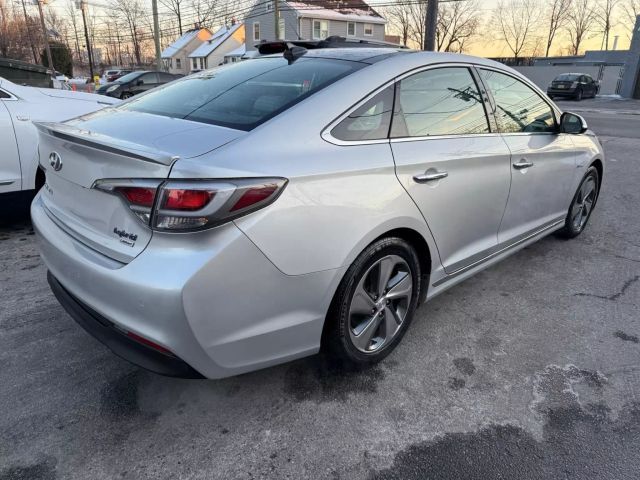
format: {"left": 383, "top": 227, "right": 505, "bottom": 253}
{"left": 575, "top": 88, "right": 583, "bottom": 101}
{"left": 120, "top": 92, "right": 133, "bottom": 99}
{"left": 557, "top": 166, "right": 599, "bottom": 239}
{"left": 323, "top": 237, "right": 421, "bottom": 366}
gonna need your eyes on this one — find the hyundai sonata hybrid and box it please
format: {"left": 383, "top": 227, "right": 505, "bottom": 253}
{"left": 32, "top": 46, "right": 604, "bottom": 379}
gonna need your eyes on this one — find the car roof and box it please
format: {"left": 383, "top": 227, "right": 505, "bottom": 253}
{"left": 262, "top": 48, "right": 515, "bottom": 72}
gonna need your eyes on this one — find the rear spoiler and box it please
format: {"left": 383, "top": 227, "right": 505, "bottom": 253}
{"left": 35, "top": 121, "right": 178, "bottom": 166}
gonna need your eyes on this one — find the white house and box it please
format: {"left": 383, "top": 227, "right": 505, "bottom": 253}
{"left": 244, "top": 0, "right": 387, "bottom": 52}
{"left": 188, "top": 23, "right": 246, "bottom": 72}
{"left": 161, "top": 27, "right": 213, "bottom": 75}
{"left": 223, "top": 44, "right": 248, "bottom": 64}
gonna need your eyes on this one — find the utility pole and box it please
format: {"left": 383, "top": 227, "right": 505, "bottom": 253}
{"left": 274, "top": 0, "right": 280, "bottom": 40}
{"left": 152, "top": 0, "right": 162, "bottom": 70}
{"left": 424, "top": 0, "right": 438, "bottom": 51}
{"left": 78, "top": 0, "right": 94, "bottom": 79}
{"left": 21, "top": 0, "right": 38, "bottom": 64}
{"left": 36, "top": 0, "right": 55, "bottom": 72}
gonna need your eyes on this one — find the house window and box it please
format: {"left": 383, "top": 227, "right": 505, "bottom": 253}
{"left": 278, "top": 13, "right": 285, "bottom": 40}
{"left": 176, "top": 58, "right": 181, "bottom": 69}
{"left": 312, "top": 19, "right": 329, "bottom": 40}
{"left": 253, "top": 22, "right": 260, "bottom": 42}
{"left": 364, "top": 23, "right": 373, "bottom": 36}
{"left": 266, "top": 1, "right": 272, "bottom": 11}
{"left": 347, "top": 22, "right": 356, "bottom": 37}
{"left": 192, "top": 58, "right": 198, "bottom": 69}
{"left": 200, "top": 58, "right": 206, "bottom": 69}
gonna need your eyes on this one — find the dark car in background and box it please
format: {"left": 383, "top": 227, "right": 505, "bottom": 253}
{"left": 547, "top": 73, "right": 599, "bottom": 100}
{"left": 96, "top": 71, "right": 181, "bottom": 99}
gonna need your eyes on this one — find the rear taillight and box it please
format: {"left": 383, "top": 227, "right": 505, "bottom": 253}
{"left": 94, "top": 178, "right": 287, "bottom": 232}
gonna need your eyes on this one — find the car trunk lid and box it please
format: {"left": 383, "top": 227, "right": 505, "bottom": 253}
{"left": 35, "top": 116, "right": 244, "bottom": 263}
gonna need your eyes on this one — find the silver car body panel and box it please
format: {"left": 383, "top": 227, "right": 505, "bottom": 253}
{"left": 31, "top": 50, "right": 605, "bottom": 377}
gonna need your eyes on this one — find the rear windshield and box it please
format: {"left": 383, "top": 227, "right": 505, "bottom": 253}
{"left": 555, "top": 74, "right": 579, "bottom": 81}
{"left": 120, "top": 57, "right": 364, "bottom": 131}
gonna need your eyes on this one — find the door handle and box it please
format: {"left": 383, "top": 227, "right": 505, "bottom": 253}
{"left": 413, "top": 171, "right": 448, "bottom": 183}
{"left": 512, "top": 160, "right": 534, "bottom": 170}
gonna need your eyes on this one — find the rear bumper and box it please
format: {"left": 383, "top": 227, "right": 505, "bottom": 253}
{"left": 32, "top": 192, "right": 342, "bottom": 379}
{"left": 48, "top": 271, "right": 204, "bottom": 378}
{"left": 547, "top": 88, "right": 578, "bottom": 97}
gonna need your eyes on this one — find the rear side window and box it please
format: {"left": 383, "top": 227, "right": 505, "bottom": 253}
{"left": 330, "top": 86, "right": 394, "bottom": 141}
{"left": 391, "top": 67, "right": 490, "bottom": 138}
{"left": 479, "top": 69, "right": 556, "bottom": 134}
{"left": 122, "top": 58, "right": 363, "bottom": 131}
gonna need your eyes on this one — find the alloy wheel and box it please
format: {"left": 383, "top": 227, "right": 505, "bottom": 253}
{"left": 571, "top": 176, "right": 597, "bottom": 232}
{"left": 348, "top": 255, "right": 413, "bottom": 354}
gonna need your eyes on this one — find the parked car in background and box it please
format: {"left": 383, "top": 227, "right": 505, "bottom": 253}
{"left": 106, "top": 69, "right": 133, "bottom": 83}
{"left": 96, "top": 71, "right": 181, "bottom": 99}
{"left": 0, "top": 77, "right": 119, "bottom": 205}
{"left": 32, "top": 44, "right": 604, "bottom": 379}
{"left": 547, "top": 73, "right": 599, "bottom": 100}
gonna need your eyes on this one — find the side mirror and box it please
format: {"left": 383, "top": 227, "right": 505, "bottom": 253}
{"left": 560, "top": 112, "right": 588, "bottom": 134}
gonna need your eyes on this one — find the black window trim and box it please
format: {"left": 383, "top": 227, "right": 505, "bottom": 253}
{"left": 475, "top": 65, "right": 562, "bottom": 136}
{"left": 390, "top": 65, "right": 494, "bottom": 140}
{"left": 322, "top": 62, "right": 503, "bottom": 146}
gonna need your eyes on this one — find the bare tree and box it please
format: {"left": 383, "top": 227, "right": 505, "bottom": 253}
{"left": 408, "top": 0, "right": 427, "bottom": 49}
{"left": 436, "top": 0, "right": 481, "bottom": 52}
{"left": 621, "top": 0, "right": 640, "bottom": 38}
{"left": 385, "top": 0, "right": 412, "bottom": 46}
{"left": 544, "top": 0, "right": 572, "bottom": 56}
{"left": 111, "top": 0, "right": 146, "bottom": 65}
{"left": 189, "top": 0, "right": 218, "bottom": 27}
{"left": 63, "top": 0, "right": 82, "bottom": 62}
{"left": 494, "top": 0, "right": 542, "bottom": 60}
{"left": 566, "top": 0, "right": 597, "bottom": 55}
{"left": 595, "top": 0, "right": 620, "bottom": 49}
{"left": 159, "top": 0, "right": 185, "bottom": 36}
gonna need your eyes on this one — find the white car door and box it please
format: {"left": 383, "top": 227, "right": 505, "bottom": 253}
{"left": 0, "top": 89, "right": 21, "bottom": 193}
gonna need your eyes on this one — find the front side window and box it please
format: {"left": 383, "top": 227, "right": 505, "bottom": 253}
{"left": 347, "top": 22, "right": 356, "bottom": 36}
{"left": 391, "top": 67, "right": 490, "bottom": 138}
{"left": 479, "top": 69, "right": 556, "bottom": 134}
{"left": 253, "top": 22, "right": 260, "bottom": 41}
{"left": 313, "top": 19, "right": 329, "bottom": 39}
{"left": 122, "top": 57, "right": 363, "bottom": 131}
{"left": 140, "top": 73, "right": 158, "bottom": 84}
{"left": 331, "top": 86, "right": 394, "bottom": 141}
{"left": 364, "top": 23, "right": 373, "bottom": 36}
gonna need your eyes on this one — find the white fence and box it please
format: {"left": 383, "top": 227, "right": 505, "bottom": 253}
{"left": 513, "top": 65, "right": 625, "bottom": 95}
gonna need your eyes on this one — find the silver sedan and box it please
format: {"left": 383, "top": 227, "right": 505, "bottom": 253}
{"left": 31, "top": 47, "right": 604, "bottom": 378}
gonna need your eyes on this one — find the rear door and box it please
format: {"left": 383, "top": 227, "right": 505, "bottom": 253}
{"left": 478, "top": 68, "right": 577, "bottom": 244}
{"left": 390, "top": 66, "right": 512, "bottom": 273}
{"left": 0, "top": 89, "right": 21, "bottom": 193}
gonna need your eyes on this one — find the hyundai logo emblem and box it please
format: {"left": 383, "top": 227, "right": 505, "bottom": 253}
{"left": 49, "top": 152, "right": 63, "bottom": 172}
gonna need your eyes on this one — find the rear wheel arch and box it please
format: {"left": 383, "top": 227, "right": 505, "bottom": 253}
{"left": 323, "top": 227, "right": 432, "bottom": 331}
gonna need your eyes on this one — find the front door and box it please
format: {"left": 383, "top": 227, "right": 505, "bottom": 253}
{"left": 0, "top": 92, "right": 21, "bottom": 193}
{"left": 478, "top": 68, "right": 578, "bottom": 244}
{"left": 390, "top": 66, "right": 512, "bottom": 273}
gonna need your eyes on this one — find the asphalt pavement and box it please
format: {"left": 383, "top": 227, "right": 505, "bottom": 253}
{"left": 1, "top": 97, "right": 639, "bottom": 480}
